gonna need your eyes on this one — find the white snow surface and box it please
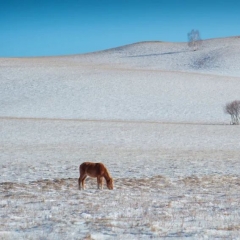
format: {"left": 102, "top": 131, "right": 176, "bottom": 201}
{"left": 1, "top": 36, "right": 240, "bottom": 123}
{"left": 1, "top": 37, "right": 240, "bottom": 239}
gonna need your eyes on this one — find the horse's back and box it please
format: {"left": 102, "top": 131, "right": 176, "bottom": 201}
{"left": 80, "top": 162, "right": 105, "bottom": 176}
{"left": 80, "top": 162, "right": 105, "bottom": 169}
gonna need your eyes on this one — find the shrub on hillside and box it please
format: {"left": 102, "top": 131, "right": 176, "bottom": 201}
{"left": 187, "top": 29, "right": 202, "bottom": 51}
{"left": 224, "top": 100, "right": 240, "bottom": 125}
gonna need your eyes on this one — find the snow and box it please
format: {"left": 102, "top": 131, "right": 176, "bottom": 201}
{"left": 1, "top": 37, "right": 240, "bottom": 239}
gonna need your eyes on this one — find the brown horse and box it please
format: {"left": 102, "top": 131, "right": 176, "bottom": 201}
{"left": 78, "top": 162, "right": 114, "bottom": 190}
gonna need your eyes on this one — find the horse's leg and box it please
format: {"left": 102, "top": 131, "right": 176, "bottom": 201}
{"left": 100, "top": 177, "right": 103, "bottom": 190}
{"left": 78, "top": 177, "right": 81, "bottom": 190}
{"left": 97, "top": 176, "right": 103, "bottom": 190}
{"left": 97, "top": 176, "right": 100, "bottom": 189}
{"left": 79, "top": 175, "right": 87, "bottom": 190}
{"left": 82, "top": 176, "right": 87, "bottom": 190}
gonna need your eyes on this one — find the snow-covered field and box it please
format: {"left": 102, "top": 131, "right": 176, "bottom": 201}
{"left": 1, "top": 37, "right": 240, "bottom": 239}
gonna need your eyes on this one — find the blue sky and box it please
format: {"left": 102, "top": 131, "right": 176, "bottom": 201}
{"left": 1, "top": 0, "right": 240, "bottom": 57}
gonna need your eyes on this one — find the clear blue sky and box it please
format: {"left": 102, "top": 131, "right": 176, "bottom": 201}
{"left": 1, "top": 0, "right": 239, "bottom": 57}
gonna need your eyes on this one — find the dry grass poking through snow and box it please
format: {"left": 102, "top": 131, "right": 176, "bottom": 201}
{"left": 1, "top": 119, "right": 240, "bottom": 239}
{"left": 1, "top": 174, "right": 240, "bottom": 239}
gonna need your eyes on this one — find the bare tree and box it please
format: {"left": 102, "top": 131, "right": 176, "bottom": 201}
{"left": 187, "top": 29, "right": 202, "bottom": 51}
{"left": 224, "top": 100, "right": 240, "bottom": 125}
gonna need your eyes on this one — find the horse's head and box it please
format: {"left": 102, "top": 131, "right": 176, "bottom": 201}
{"left": 107, "top": 178, "right": 114, "bottom": 190}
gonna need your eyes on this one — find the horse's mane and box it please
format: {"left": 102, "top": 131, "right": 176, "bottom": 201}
{"left": 103, "top": 165, "right": 112, "bottom": 180}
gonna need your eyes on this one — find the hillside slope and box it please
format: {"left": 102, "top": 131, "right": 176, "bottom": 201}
{"left": 1, "top": 37, "right": 240, "bottom": 124}
{"left": 68, "top": 36, "right": 240, "bottom": 76}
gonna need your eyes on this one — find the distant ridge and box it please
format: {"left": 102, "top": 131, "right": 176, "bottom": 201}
{"left": 82, "top": 35, "right": 240, "bottom": 55}
{"left": 68, "top": 36, "right": 240, "bottom": 77}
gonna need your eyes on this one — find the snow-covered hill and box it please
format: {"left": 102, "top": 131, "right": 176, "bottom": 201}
{"left": 71, "top": 36, "right": 240, "bottom": 76}
{"left": 1, "top": 37, "right": 240, "bottom": 123}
